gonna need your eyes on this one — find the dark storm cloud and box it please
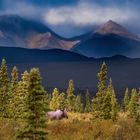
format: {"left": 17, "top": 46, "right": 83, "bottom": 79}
{"left": 0, "top": 0, "right": 139, "bottom": 37}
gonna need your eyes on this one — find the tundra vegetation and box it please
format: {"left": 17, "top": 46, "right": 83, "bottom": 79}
{"left": 0, "top": 59, "right": 140, "bottom": 140}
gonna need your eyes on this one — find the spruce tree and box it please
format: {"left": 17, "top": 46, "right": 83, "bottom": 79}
{"left": 0, "top": 59, "right": 10, "bottom": 118}
{"left": 44, "top": 93, "right": 51, "bottom": 112}
{"left": 13, "top": 71, "right": 30, "bottom": 120}
{"left": 102, "top": 89, "right": 112, "bottom": 119}
{"left": 101, "top": 78, "right": 118, "bottom": 120}
{"left": 10, "top": 66, "right": 19, "bottom": 93}
{"left": 102, "top": 78, "right": 113, "bottom": 119}
{"left": 91, "top": 96, "right": 96, "bottom": 113}
{"left": 17, "top": 68, "right": 47, "bottom": 140}
{"left": 50, "top": 88, "right": 59, "bottom": 110}
{"left": 67, "top": 80, "right": 76, "bottom": 111}
{"left": 95, "top": 62, "right": 108, "bottom": 117}
{"left": 58, "top": 92, "right": 66, "bottom": 110}
{"left": 74, "top": 95, "right": 83, "bottom": 113}
{"left": 9, "top": 66, "right": 19, "bottom": 118}
{"left": 85, "top": 89, "right": 91, "bottom": 113}
{"left": 128, "top": 89, "right": 139, "bottom": 119}
{"left": 123, "top": 88, "right": 130, "bottom": 112}
{"left": 111, "top": 90, "right": 118, "bottom": 121}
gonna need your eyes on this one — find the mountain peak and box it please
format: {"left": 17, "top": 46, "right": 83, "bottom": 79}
{"left": 106, "top": 20, "right": 117, "bottom": 24}
{"left": 96, "top": 20, "right": 128, "bottom": 34}
{"left": 95, "top": 20, "right": 140, "bottom": 41}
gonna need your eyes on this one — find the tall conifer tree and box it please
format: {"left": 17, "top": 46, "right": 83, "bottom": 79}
{"left": 103, "top": 78, "right": 113, "bottom": 119}
{"left": 128, "top": 89, "right": 139, "bottom": 119}
{"left": 9, "top": 66, "right": 19, "bottom": 118}
{"left": 0, "top": 59, "right": 10, "bottom": 118}
{"left": 123, "top": 88, "right": 130, "bottom": 112}
{"left": 12, "top": 71, "right": 29, "bottom": 120}
{"left": 50, "top": 88, "right": 59, "bottom": 110}
{"left": 67, "top": 80, "right": 76, "bottom": 111}
{"left": 95, "top": 62, "right": 108, "bottom": 117}
{"left": 91, "top": 96, "right": 96, "bottom": 113}
{"left": 111, "top": 90, "right": 118, "bottom": 121}
{"left": 74, "top": 95, "right": 83, "bottom": 113}
{"left": 85, "top": 89, "right": 91, "bottom": 113}
{"left": 58, "top": 92, "right": 66, "bottom": 110}
{"left": 102, "top": 90, "right": 112, "bottom": 119}
{"left": 17, "top": 68, "right": 47, "bottom": 140}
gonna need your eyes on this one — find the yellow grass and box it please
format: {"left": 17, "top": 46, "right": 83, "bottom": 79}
{"left": 0, "top": 113, "right": 140, "bottom": 140}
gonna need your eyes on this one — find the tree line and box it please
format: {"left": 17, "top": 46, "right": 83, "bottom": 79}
{"left": 0, "top": 59, "right": 47, "bottom": 140}
{"left": 49, "top": 62, "right": 140, "bottom": 121}
{"left": 0, "top": 59, "right": 140, "bottom": 140}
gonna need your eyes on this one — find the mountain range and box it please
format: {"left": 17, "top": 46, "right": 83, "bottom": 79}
{"left": 0, "top": 47, "right": 88, "bottom": 63}
{"left": 0, "top": 15, "right": 140, "bottom": 58}
{"left": 0, "top": 15, "right": 140, "bottom": 97}
{"left": 2, "top": 46, "right": 140, "bottom": 99}
{"left": 0, "top": 15, "right": 78, "bottom": 50}
{"left": 72, "top": 20, "right": 140, "bottom": 58}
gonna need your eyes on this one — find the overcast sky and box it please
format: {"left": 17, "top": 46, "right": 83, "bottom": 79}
{"left": 0, "top": 0, "right": 140, "bottom": 37}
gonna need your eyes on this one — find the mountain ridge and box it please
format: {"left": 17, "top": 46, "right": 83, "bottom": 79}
{"left": 1, "top": 46, "right": 140, "bottom": 97}
{"left": 0, "top": 15, "right": 140, "bottom": 58}
{"left": 0, "top": 14, "right": 78, "bottom": 50}
{"left": 95, "top": 20, "right": 140, "bottom": 41}
{"left": 0, "top": 46, "right": 89, "bottom": 63}
{"left": 72, "top": 20, "right": 140, "bottom": 58}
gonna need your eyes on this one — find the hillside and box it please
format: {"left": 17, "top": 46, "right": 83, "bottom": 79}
{"left": 0, "top": 15, "right": 78, "bottom": 49}
{"left": 0, "top": 47, "right": 88, "bottom": 63}
{"left": 0, "top": 47, "right": 140, "bottom": 99}
{"left": 72, "top": 20, "right": 140, "bottom": 58}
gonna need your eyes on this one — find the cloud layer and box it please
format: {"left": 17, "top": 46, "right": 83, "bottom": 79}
{"left": 44, "top": 2, "right": 138, "bottom": 26}
{"left": 0, "top": 0, "right": 44, "bottom": 19}
{"left": 0, "top": 0, "right": 139, "bottom": 37}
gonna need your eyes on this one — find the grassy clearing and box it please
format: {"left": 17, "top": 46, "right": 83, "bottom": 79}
{"left": 47, "top": 113, "right": 140, "bottom": 140}
{"left": 0, "top": 113, "right": 140, "bottom": 140}
{"left": 0, "top": 118, "right": 15, "bottom": 140}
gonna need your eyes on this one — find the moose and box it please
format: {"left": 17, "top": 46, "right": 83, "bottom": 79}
{"left": 46, "top": 109, "right": 68, "bottom": 120}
